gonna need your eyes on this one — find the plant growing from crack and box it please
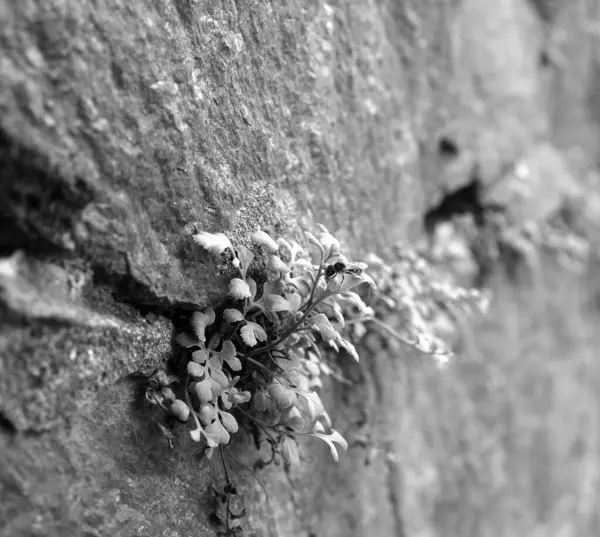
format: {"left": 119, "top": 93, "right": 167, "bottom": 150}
{"left": 166, "top": 224, "right": 372, "bottom": 461}
{"left": 348, "top": 247, "right": 490, "bottom": 366}
{"left": 144, "top": 224, "right": 488, "bottom": 534}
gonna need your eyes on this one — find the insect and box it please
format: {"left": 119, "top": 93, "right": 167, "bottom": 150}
{"left": 324, "top": 261, "right": 366, "bottom": 283}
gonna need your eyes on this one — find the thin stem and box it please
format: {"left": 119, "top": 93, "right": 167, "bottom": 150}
{"left": 236, "top": 407, "right": 322, "bottom": 438}
{"left": 247, "top": 294, "right": 327, "bottom": 358}
{"left": 242, "top": 355, "right": 283, "bottom": 379}
{"left": 363, "top": 316, "right": 416, "bottom": 347}
{"left": 220, "top": 444, "right": 231, "bottom": 485}
{"left": 236, "top": 407, "right": 288, "bottom": 434}
{"left": 344, "top": 317, "right": 368, "bottom": 326}
{"left": 207, "top": 333, "right": 220, "bottom": 351}
{"left": 224, "top": 446, "right": 272, "bottom": 506}
{"left": 301, "top": 265, "right": 324, "bottom": 312}
{"left": 224, "top": 492, "right": 232, "bottom": 535}
{"left": 182, "top": 373, "right": 204, "bottom": 436}
{"left": 148, "top": 391, "right": 170, "bottom": 412}
{"left": 219, "top": 445, "right": 236, "bottom": 535}
{"left": 266, "top": 350, "right": 285, "bottom": 372}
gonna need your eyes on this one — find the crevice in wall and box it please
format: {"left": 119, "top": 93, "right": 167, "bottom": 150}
{"left": 0, "top": 129, "right": 96, "bottom": 256}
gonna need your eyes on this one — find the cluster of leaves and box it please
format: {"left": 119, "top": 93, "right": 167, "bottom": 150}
{"left": 429, "top": 207, "right": 591, "bottom": 281}
{"left": 147, "top": 225, "right": 378, "bottom": 467}
{"left": 509, "top": 216, "right": 590, "bottom": 273}
{"left": 142, "top": 223, "right": 491, "bottom": 534}
{"left": 347, "top": 247, "right": 490, "bottom": 365}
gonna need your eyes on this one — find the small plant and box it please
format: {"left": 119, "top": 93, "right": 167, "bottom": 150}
{"left": 147, "top": 225, "right": 378, "bottom": 467}
{"left": 143, "top": 224, "right": 488, "bottom": 534}
{"left": 354, "top": 247, "right": 489, "bottom": 365}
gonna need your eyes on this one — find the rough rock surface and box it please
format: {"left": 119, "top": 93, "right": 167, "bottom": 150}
{"left": 2, "top": 0, "right": 600, "bottom": 536}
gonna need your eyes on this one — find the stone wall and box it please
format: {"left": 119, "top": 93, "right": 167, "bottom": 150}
{"left": 1, "top": 0, "right": 599, "bottom": 536}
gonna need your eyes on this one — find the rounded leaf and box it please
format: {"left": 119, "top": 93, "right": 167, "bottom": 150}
{"left": 246, "top": 277, "right": 258, "bottom": 300}
{"left": 198, "top": 402, "right": 217, "bottom": 425}
{"left": 220, "top": 340, "right": 236, "bottom": 360}
{"left": 340, "top": 338, "right": 360, "bottom": 362}
{"left": 268, "top": 383, "right": 294, "bottom": 409}
{"left": 311, "top": 429, "right": 348, "bottom": 462}
{"left": 316, "top": 224, "right": 340, "bottom": 259}
{"left": 170, "top": 399, "right": 190, "bottom": 422}
{"left": 240, "top": 321, "right": 268, "bottom": 347}
{"left": 310, "top": 313, "right": 338, "bottom": 342}
{"left": 280, "top": 436, "right": 300, "bottom": 467}
{"left": 331, "top": 302, "right": 345, "bottom": 327}
{"left": 223, "top": 309, "right": 244, "bottom": 323}
{"left": 191, "top": 309, "right": 215, "bottom": 342}
{"left": 219, "top": 411, "right": 239, "bottom": 434}
{"left": 277, "top": 237, "right": 293, "bottom": 262}
{"left": 229, "top": 278, "right": 252, "bottom": 300}
{"left": 187, "top": 361, "right": 205, "bottom": 378}
{"left": 192, "top": 349, "right": 208, "bottom": 364}
{"left": 190, "top": 427, "right": 219, "bottom": 448}
{"left": 304, "top": 231, "right": 325, "bottom": 257}
{"left": 241, "top": 324, "right": 257, "bottom": 347}
{"left": 223, "top": 354, "right": 242, "bottom": 372}
{"left": 205, "top": 418, "right": 231, "bottom": 444}
{"left": 282, "top": 405, "right": 305, "bottom": 431}
{"left": 193, "top": 231, "right": 233, "bottom": 256}
{"left": 230, "top": 389, "right": 251, "bottom": 404}
{"left": 313, "top": 421, "right": 325, "bottom": 433}
{"left": 234, "top": 245, "right": 255, "bottom": 275}
{"left": 251, "top": 230, "right": 279, "bottom": 252}
{"left": 286, "top": 276, "right": 312, "bottom": 296}
{"left": 265, "top": 294, "right": 293, "bottom": 313}
{"left": 207, "top": 357, "right": 222, "bottom": 374}
{"left": 297, "top": 391, "right": 325, "bottom": 421}
{"left": 268, "top": 255, "right": 291, "bottom": 273}
{"left": 286, "top": 292, "right": 302, "bottom": 312}
{"left": 210, "top": 368, "right": 230, "bottom": 389}
{"left": 304, "top": 360, "right": 320, "bottom": 377}
{"left": 175, "top": 332, "right": 199, "bottom": 348}
{"left": 253, "top": 391, "right": 270, "bottom": 412}
{"left": 191, "top": 379, "right": 213, "bottom": 403}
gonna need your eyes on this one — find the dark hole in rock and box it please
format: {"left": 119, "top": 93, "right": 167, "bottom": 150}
{"left": 424, "top": 170, "right": 541, "bottom": 287}
{"left": 423, "top": 172, "right": 516, "bottom": 286}
{"left": 539, "top": 49, "right": 552, "bottom": 67}
{"left": 24, "top": 193, "right": 41, "bottom": 211}
{"left": 424, "top": 176, "right": 484, "bottom": 234}
{"left": 0, "top": 411, "right": 17, "bottom": 435}
{"left": 438, "top": 136, "right": 460, "bottom": 158}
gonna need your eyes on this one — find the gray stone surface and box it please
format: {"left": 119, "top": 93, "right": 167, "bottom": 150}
{"left": 2, "top": 0, "right": 600, "bottom": 535}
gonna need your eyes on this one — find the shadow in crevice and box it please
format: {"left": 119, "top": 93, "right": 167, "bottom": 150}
{"left": 0, "top": 129, "right": 96, "bottom": 257}
{"left": 424, "top": 173, "right": 485, "bottom": 235}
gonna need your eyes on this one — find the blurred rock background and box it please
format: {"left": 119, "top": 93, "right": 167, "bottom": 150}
{"left": 2, "top": 0, "right": 600, "bottom": 535}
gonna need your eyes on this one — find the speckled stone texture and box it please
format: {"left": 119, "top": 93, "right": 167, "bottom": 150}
{"left": 2, "top": 0, "right": 600, "bottom": 535}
